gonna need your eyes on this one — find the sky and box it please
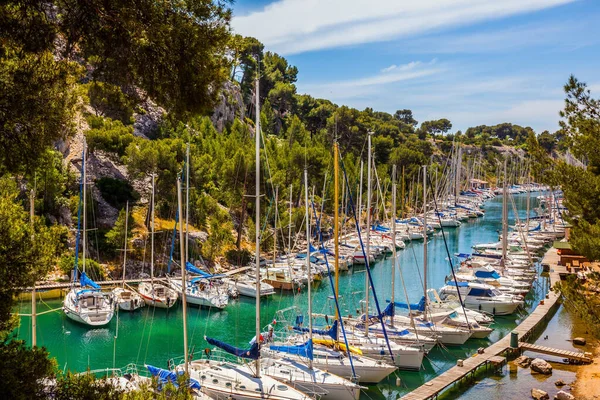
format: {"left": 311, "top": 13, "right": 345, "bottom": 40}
{"left": 230, "top": 0, "right": 600, "bottom": 133}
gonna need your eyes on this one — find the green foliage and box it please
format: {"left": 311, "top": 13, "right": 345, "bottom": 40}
{"left": 204, "top": 210, "right": 234, "bottom": 260}
{"left": 96, "top": 177, "right": 140, "bottom": 209}
{"left": 58, "top": 254, "right": 105, "bottom": 281}
{"left": 537, "top": 130, "right": 557, "bottom": 153}
{"left": 0, "top": 338, "right": 55, "bottom": 399}
{"left": 465, "top": 123, "right": 533, "bottom": 145}
{"left": 226, "top": 248, "right": 252, "bottom": 266}
{"left": 0, "top": 48, "right": 79, "bottom": 174}
{"left": 123, "top": 376, "right": 194, "bottom": 400}
{"left": 419, "top": 118, "right": 452, "bottom": 138}
{"left": 87, "top": 82, "right": 135, "bottom": 124}
{"left": 105, "top": 207, "right": 135, "bottom": 254}
{"left": 0, "top": 176, "right": 63, "bottom": 332}
{"left": 394, "top": 109, "right": 418, "bottom": 127}
{"left": 50, "top": 372, "right": 123, "bottom": 400}
{"left": 86, "top": 116, "right": 136, "bottom": 159}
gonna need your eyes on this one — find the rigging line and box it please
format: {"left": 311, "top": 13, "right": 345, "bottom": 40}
{"left": 309, "top": 199, "right": 357, "bottom": 380}
{"left": 429, "top": 172, "right": 471, "bottom": 328}
{"left": 338, "top": 148, "right": 395, "bottom": 362}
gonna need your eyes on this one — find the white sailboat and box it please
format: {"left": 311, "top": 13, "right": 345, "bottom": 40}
{"left": 138, "top": 174, "right": 179, "bottom": 309}
{"left": 112, "top": 201, "right": 145, "bottom": 312}
{"left": 63, "top": 139, "right": 115, "bottom": 326}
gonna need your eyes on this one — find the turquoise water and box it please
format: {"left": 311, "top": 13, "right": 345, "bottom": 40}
{"left": 15, "top": 193, "right": 549, "bottom": 398}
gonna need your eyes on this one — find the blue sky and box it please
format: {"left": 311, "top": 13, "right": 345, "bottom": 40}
{"left": 230, "top": 0, "right": 600, "bottom": 133}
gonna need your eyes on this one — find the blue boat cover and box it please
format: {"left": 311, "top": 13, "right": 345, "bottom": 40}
{"left": 205, "top": 336, "right": 260, "bottom": 360}
{"left": 388, "top": 296, "right": 426, "bottom": 312}
{"left": 186, "top": 262, "right": 224, "bottom": 280}
{"left": 146, "top": 365, "right": 201, "bottom": 390}
{"left": 474, "top": 270, "right": 501, "bottom": 279}
{"left": 381, "top": 302, "right": 395, "bottom": 317}
{"left": 79, "top": 272, "right": 100, "bottom": 289}
{"left": 455, "top": 253, "right": 471, "bottom": 259}
{"left": 373, "top": 224, "right": 390, "bottom": 232}
{"left": 293, "top": 319, "right": 339, "bottom": 341}
{"left": 270, "top": 340, "right": 314, "bottom": 360}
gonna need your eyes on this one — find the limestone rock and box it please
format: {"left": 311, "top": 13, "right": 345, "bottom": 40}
{"left": 531, "top": 388, "right": 549, "bottom": 400}
{"left": 530, "top": 358, "right": 553, "bottom": 375}
{"left": 211, "top": 80, "right": 245, "bottom": 132}
{"left": 515, "top": 355, "right": 532, "bottom": 368}
{"left": 554, "top": 390, "right": 575, "bottom": 400}
{"left": 573, "top": 337, "right": 586, "bottom": 346}
{"left": 555, "top": 379, "right": 566, "bottom": 387}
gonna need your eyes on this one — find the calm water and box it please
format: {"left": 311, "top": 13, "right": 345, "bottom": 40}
{"left": 15, "top": 193, "right": 550, "bottom": 398}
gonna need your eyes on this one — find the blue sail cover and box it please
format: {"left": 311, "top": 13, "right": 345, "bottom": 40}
{"left": 293, "top": 319, "right": 339, "bottom": 340}
{"left": 455, "top": 253, "right": 471, "bottom": 259}
{"left": 270, "top": 340, "right": 314, "bottom": 360}
{"left": 205, "top": 336, "right": 259, "bottom": 360}
{"left": 373, "top": 224, "right": 390, "bottom": 232}
{"left": 79, "top": 272, "right": 100, "bottom": 289}
{"left": 389, "top": 296, "right": 426, "bottom": 312}
{"left": 186, "top": 262, "right": 224, "bottom": 280}
{"left": 381, "top": 302, "right": 395, "bottom": 318}
{"left": 146, "top": 365, "right": 201, "bottom": 390}
{"left": 474, "top": 269, "right": 501, "bottom": 279}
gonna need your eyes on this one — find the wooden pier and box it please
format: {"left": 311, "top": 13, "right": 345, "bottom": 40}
{"left": 519, "top": 342, "right": 592, "bottom": 363}
{"left": 401, "top": 247, "right": 566, "bottom": 400}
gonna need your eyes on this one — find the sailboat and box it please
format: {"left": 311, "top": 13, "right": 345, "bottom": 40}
{"left": 63, "top": 139, "right": 116, "bottom": 326}
{"left": 166, "top": 147, "right": 230, "bottom": 310}
{"left": 112, "top": 201, "right": 145, "bottom": 311}
{"left": 138, "top": 174, "right": 179, "bottom": 308}
{"left": 186, "top": 77, "right": 311, "bottom": 400}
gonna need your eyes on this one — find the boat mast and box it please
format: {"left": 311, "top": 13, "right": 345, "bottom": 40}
{"left": 150, "top": 174, "right": 155, "bottom": 285}
{"left": 83, "top": 138, "right": 87, "bottom": 274}
{"left": 288, "top": 184, "right": 293, "bottom": 254}
{"left": 177, "top": 178, "right": 189, "bottom": 375}
{"left": 358, "top": 161, "right": 364, "bottom": 229}
{"left": 365, "top": 131, "right": 372, "bottom": 335}
{"left": 390, "top": 165, "right": 397, "bottom": 328}
{"left": 121, "top": 201, "right": 129, "bottom": 287}
{"left": 304, "top": 168, "right": 313, "bottom": 370}
{"left": 500, "top": 158, "right": 508, "bottom": 273}
{"left": 254, "top": 75, "right": 261, "bottom": 378}
{"left": 30, "top": 188, "right": 36, "bottom": 347}
{"left": 274, "top": 187, "right": 278, "bottom": 266}
{"left": 334, "top": 142, "right": 340, "bottom": 320}
{"left": 185, "top": 144, "right": 190, "bottom": 267}
{"left": 422, "top": 165, "right": 428, "bottom": 320}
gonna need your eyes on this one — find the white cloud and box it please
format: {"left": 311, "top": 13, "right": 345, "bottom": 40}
{"left": 301, "top": 60, "right": 443, "bottom": 99}
{"left": 232, "top": 0, "right": 575, "bottom": 55}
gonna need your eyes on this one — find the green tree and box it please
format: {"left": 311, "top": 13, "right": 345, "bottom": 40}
{"left": 394, "top": 109, "right": 418, "bottom": 127}
{"left": 105, "top": 207, "right": 135, "bottom": 252}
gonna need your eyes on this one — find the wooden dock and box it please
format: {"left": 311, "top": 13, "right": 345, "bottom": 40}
{"left": 401, "top": 247, "right": 565, "bottom": 400}
{"left": 519, "top": 342, "right": 592, "bottom": 363}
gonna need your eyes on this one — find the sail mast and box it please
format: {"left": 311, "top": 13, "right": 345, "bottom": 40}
{"left": 150, "top": 174, "right": 155, "bottom": 284}
{"left": 288, "top": 184, "right": 293, "bottom": 254}
{"left": 501, "top": 158, "right": 508, "bottom": 273}
{"left": 122, "top": 201, "right": 129, "bottom": 287}
{"left": 390, "top": 165, "right": 396, "bottom": 327}
{"left": 177, "top": 178, "right": 189, "bottom": 375}
{"left": 365, "top": 132, "right": 372, "bottom": 335}
{"left": 334, "top": 142, "right": 340, "bottom": 320}
{"left": 254, "top": 75, "right": 261, "bottom": 378}
{"left": 304, "top": 168, "right": 313, "bottom": 370}
{"left": 30, "top": 188, "right": 36, "bottom": 347}
{"left": 185, "top": 144, "right": 190, "bottom": 266}
{"left": 82, "top": 138, "right": 87, "bottom": 274}
{"left": 422, "top": 165, "right": 428, "bottom": 320}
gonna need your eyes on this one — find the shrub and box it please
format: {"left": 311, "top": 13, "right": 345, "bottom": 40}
{"left": 86, "top": 116, "right": 136, "bottom": 158}
{"left": 87, "top": 81, "right": 135, "bottom": 125}
{"left": 96, "top": 177, "right": 140, "bottom": 209}
{"left": 58, "top": 254, "right": 105, "bottom": 281}
{"left": 225, "top": 248, "right": 252, "bottom": 266}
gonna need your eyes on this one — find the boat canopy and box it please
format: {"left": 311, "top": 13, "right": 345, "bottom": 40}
{"left": 79, "top": 272, "right": 100, "bottom": 289}
{"left": 389, "top": 296, "right": 426, "bottom": 312}
{"left": 205, "top": 336, "right": 259, "bottom": 360}
{"left": 293, "top": 319, "right": 338, "bottom": 340}
{"left": 186, "top": 262, "right": 224, "bottom": 279}
{"left": 270, "top": 340, "right": 313, "bottom": 360}
{"left": 146, "top": 365, "right": 201, "bottom": 390}
{"left": 474, "top": 269, "right": 501, "bottom": 279}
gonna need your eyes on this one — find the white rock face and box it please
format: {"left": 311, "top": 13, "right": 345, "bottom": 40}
{"left": 530, "top": 358, "right": 553, "bottom": 375}
{"left": 211, "top": 80, "right": 245, "bottom": 132}
{"left": 554, "top": 390, "right": 575, "bottom": 400}
{"left": 531, "top": 388, "right": 549, "bottom": 400}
